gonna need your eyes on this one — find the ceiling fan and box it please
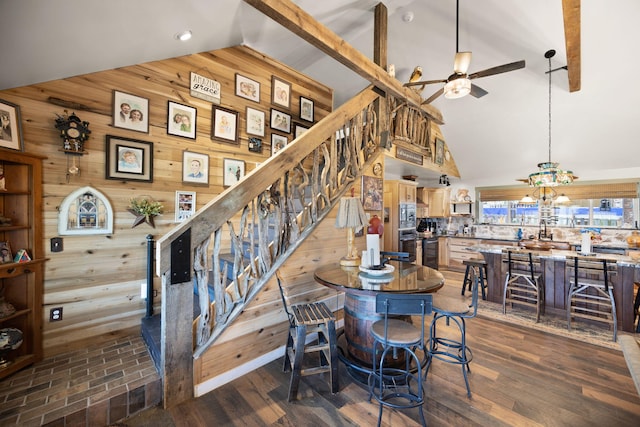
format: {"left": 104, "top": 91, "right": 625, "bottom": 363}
{"left": 404, "top": 0, "right": 525, "bottom": 104}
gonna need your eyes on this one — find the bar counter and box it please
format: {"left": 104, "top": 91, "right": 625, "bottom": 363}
{"left": 476, "top": 246, "right": 640, "bottom": 332}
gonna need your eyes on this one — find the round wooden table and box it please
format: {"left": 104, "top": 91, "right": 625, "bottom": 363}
{"left": 314, "top": 261, "right": 444, "bottom": 379}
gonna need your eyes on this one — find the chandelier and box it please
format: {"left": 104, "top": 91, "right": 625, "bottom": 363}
{"left": 527, "top": 49, "right": 577, "bottom": 188}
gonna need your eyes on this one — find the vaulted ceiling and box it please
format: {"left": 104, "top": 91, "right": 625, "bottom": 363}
{"left": 2, "top": 0, "right": 639, "bottom": 188}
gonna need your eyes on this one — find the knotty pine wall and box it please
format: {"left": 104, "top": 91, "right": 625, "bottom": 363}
{"left": 0, "top": 45, "right": 375, "bottom": 361}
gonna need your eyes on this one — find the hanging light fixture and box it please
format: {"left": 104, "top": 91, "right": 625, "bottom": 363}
{"left": 527, "top": 49, "right": 577, "bottom": 189}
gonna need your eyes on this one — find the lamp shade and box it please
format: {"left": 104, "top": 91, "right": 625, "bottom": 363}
{"left": 444, "top": 77, "right": 471, "bottom": 99}
{"left": 335, "top": 197, "right": 368, "bottom": 230}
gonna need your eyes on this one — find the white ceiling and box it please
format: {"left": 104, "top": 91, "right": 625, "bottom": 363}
{"left": 2, "top": 0, "right": 639, "bottom": 189}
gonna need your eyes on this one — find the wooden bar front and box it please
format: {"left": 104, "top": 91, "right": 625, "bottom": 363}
{"left": 480, "top": 249, "right": 639, "bottom": 333}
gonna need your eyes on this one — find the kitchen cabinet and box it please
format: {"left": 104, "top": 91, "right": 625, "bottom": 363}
{"left": 0, "top": 151, "right": 45, "bottom": 380}
{"left": 447, "top": 238, "right": 482, "bottom": 271}
{"left": 398, "top": 182, "right": 416, "bottom": 203}
{"left": 418, "top": 187, "right": 450, "bottom": 218}
{"left": 438, "top": 237, "right": 449, "bottom": 269}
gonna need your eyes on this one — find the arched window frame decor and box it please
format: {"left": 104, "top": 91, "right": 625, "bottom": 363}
{"left": 58, "top": 186, "right": 114, "bottom": 235}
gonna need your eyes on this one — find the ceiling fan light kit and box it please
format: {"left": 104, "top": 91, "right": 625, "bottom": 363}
{"left": 444, "top": 76, "right": 471, "bottom": 99}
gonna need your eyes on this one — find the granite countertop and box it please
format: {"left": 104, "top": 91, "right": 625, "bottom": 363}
{"left": 446, "top": 234, "right": 633, "bottom": 250}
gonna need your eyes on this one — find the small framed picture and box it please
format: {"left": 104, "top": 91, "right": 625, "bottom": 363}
{"left": 362, "top": 175, "right": 383, "bottom": 211}
{"left": 270, "top": 108, "right": 291, "bottom": 134}
{"left": 248, "top": 137, "right": 263, "bottom": 154}
{"left": 294, "top": 123, "right": 309, "bottom": 139}
{"left": 271, "top": 134, "right": 288, "bottom": 156}
{"left": 271, "top": 76, "right": 291, "bottom": 109}
{"left": 0, "top": 241, "right": 13, "bottom": 264}
{"left": 246, "top": 107, "right": 265, "bottom": 137}
{"left": 235, "top": 73, "right": 260, "bottom": 103}
{"left": 175, "top": 191, "right": 196, "bottom": 223}
{"left": 0, "top": 99, "right": 24, "bottom": 151}
{"left": 167, "top": 101, "right": 197, "bottom": 139}
{"left": 112, "top": 90, "right": 149, "bottom": 133}
{"left": 223, "top": 158, "right": 245, "bottom": 187}
{"left": 182, "top": 150, "right": 209, "bottom": 185}
{"left": 299, "top": 96, "right": 314, "bottom": 122}
{"left": 212, "top": 106, "right": 239, "bottom": 144}
{"left": 434, "top": 137, "right": 445, "bottom": 166}
{"left": 105, "top": 135, "right": 153, "bottom": 182}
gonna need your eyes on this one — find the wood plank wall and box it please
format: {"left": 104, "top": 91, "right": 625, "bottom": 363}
{"left": 0, "top": 45, "right": 356, "bottom": 360}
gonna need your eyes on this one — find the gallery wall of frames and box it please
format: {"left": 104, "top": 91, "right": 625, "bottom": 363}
{"left": 0, "top": 45, "right": 333, "bottom": 352}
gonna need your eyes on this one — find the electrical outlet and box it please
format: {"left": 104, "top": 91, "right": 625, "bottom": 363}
{"left": 51, "top": 237, "right": 63, "bottom": 252}
{"left": 50, "top": 307, "right": 63, "bottom": 322}
{"left": 140, "top": 282, "right": 147, "bottom": 299}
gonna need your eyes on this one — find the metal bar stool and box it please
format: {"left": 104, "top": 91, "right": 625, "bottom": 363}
{"left": 425, "top": 267, "right": 480, "bottom": 398}
{"left": 503, "top": 250, "right": 544, "bottom": 323}
{"left": 567, "top": 256, "right": 618, "bottom": 341}
{"left": 368, "top": 293, "right": 433, "bottom": 427}
{"left": 276, "top": 270, "right": 339, "bottom": 401}
{"left": 461, "top": 258, "right": 488, "bottom": 300}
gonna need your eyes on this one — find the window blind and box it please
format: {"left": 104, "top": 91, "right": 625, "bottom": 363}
{"left": 478, "top": 181, "right": 639, "bottom": 202}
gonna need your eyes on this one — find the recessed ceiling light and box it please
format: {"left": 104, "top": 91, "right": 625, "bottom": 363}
{"left": 175, "top": 30, "right": 192, "bottom": 41}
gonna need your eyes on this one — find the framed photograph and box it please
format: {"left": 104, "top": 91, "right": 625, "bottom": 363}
{"left": 248, "top": 137, "right": 262, "bottom": 154}
{"left": 299, "top": 96, "right": 314, "bottom": 123}
{"left": 270, "top": 108, "right": 291, "bottom": 134}
{"left": 362, "top": 175, "right": 383, "bottom": 211}
{"left": 246, "top": 107, "right": 265, "bottom": 137}
{"left": 212, "top": 106, "right": 239, "bottom": 144}
{"left": 175, "top": 191, "right": 196, "bottom": 223}
{"left": 235, "top": 73, "right": 260, "bottom": 103}
{"left": 223, "top": 158, "right": 245, "bottom": 187}
{"left": 0, "top": 241, "right": 13, "bottom": 264}
{"left": 271, "top": 134, "right": 288, "bottom": 156}
{"left": 182, "top": 150, "right": 209, "bottom": 185}
{"left": 112, "top": 90, "right": 149, "bottom": 133}
{"left": 434, "top": 137, "right": 445, "bottom": 166}
{"left": 105, "top": 135, "right": 153, "bottom": 182}
{"left": 167, "top": 101, "right": 197, "bottom": 139}
{"left": 271, "top": 76, "right": 291, "bottom": 109}
{"left": 0, "top": 99, "right": 24, "bottom": 151}
{"left": 294, "top": 123, "right": 309, "bottom": 139}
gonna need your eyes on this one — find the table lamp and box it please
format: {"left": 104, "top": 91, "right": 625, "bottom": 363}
{"left": 335, "top": 195, "right": 368, "bottom": 266}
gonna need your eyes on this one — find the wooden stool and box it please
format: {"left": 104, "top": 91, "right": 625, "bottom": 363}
{"left": 461, "top": 259, "right": 488, "bottom": 300}
{"left": 276, "top": 271, "right": 339, "bottom": 401}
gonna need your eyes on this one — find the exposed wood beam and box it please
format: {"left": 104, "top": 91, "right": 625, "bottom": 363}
{"left": 243, "top": 0, "right": 444, "bottom": 124}
{"left": 374, "top": 3, "right": 387, "bottom": 69}
{"left": 562, "top": 0, "right": 581, "bottom": 92}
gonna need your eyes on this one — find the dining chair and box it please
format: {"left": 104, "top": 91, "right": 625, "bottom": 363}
{"left": 275, "top": 270, "right": 339, "bottom": 401}
{"left": 567, "top": 256, "right": 618, "bottom": 341}
{"left": 425, "top": 267, "right": 480, "bottom": 398}
{"left": 503, "top": 250, "right": 544, "bottom": 322}
{"left": 368, "top": 293, "right": 433, "bottom": 427}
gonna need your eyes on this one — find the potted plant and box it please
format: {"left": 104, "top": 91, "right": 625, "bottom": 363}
{"left": 128, "top": 196, "right": 163, "bottom": 228}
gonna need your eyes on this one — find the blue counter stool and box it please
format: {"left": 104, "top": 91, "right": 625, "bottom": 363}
{"left": 461, "top": 258, "right": 488, "bottom": 300}
{"left": 276, "top": 270, "right": 339, "bottom": 401}
{"left": 503, "top": 250, "right": 544, "bottom": 322}
{"left": 567, "top": 256, "right": 618, "bottom": 341}
{"left": 425, "top": 268, "right": 479, "bottom": 398}
{"left": 368, "top": 293, "right": 433, "bottom": 427}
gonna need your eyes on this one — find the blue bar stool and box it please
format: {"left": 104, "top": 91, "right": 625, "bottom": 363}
{"left": 461, "top": 258, "right": 488, "bottom": 300}
{"left": 425, "top": 267, "right": 480, "bottom": 398}
{"left": 368, "top": 293, "right": 433, "bottom": 427}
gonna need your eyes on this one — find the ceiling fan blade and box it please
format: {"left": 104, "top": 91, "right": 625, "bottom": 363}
{"left": 422, "top": 87, "right": 445, "bottom": 105}
{"left": 468, "top": 60, "right": 525, "bottom": 79}
{"left": 470, "top": 84, "right": 488, "bottom": 98}
{"left": 404, "top": 79, "right": 447, "bottom": 87}
{"left": 453, "top": 51, "right": 472, "bottom": 74}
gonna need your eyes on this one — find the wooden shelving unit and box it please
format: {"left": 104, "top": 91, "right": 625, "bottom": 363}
{"left": 0, "top": 150, "right": 45, "bottom": 380}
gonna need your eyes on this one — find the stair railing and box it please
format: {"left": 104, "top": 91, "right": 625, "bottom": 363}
{"left": 156, "top": 86, "right": 383, "bottom": 358}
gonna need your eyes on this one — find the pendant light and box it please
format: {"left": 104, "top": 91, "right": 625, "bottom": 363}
{"left": 526, "top": 49, "right": 577, "bottom": 189}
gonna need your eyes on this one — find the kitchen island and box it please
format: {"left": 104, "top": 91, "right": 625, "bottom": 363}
{"left": 477, "top": 246, "right": 640, "bottom": 333}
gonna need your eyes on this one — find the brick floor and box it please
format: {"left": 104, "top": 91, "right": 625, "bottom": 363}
{"left": 0, "top": 334, "right": 161, "bottom": 426}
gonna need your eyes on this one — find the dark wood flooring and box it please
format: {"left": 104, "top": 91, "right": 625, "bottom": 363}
{"left": 121, "top": 270, "right": 640, "bottom": 427}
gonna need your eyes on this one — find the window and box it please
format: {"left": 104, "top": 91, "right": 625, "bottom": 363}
{"left": 479, "top": 194, "right": 639, "bottom": 229}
